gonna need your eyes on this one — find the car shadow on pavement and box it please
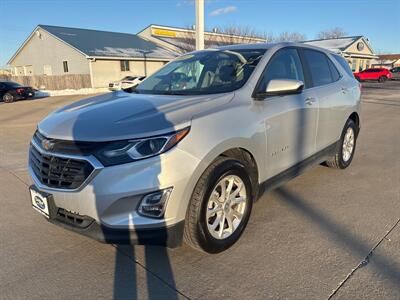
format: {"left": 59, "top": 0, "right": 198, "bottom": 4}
{"left": 111, "top": 244, "right": 180, "bottom": 300}
{"left": 274, "top": 187, "right": 400, "bottom": 288}
{"left": 69, "top": 93, "right": 181, "bottom": 299}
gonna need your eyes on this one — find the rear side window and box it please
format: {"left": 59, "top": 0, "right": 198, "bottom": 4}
{"left": 303, "top": 49, "right": 336, "bottom": 87}
{"left": 257, "top": 48, "right": 305, "bottom": 93}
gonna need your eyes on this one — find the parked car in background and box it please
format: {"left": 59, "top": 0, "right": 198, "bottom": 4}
{"left": 353, "top": 68, "right": 393, "bottom": 83}
{"left": 390, "top": 67, "right": 400, "bottom": 80}
{"left": 0, "top": 81, "right": 35, "bottom": 103}
{"left": 28, "top": 43, "right": 361, "bottom": 253}
{"left": 108, "top": 76, "right": 146, "bottom": 91}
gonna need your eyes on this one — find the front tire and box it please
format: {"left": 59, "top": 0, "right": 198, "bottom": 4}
{"left": 378, "top": 76, "right": 387, "bottom": 83}
{"left": 325, "top": 119, "right": 358, "bottom": 169}
{"left": 184, "top": 157, "right": 254, "bottom": 253}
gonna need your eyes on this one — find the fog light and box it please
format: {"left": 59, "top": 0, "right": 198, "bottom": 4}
{"left": 138, "top": 188, "right": 173, "bottom": 218}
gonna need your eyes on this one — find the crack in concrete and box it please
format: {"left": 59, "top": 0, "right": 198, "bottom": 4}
{"left": 328, "top": 218, "right": 400, "bottom": 299}
{"left": 0, "top": 165, "right": 29, "bottom": 187}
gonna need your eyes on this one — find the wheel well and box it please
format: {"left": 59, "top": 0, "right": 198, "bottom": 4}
{"left": 219, "top": 148, "right": 259, "bottom": 198}
{"left": 349, "top": 112, "right": 360, "bottom": 133}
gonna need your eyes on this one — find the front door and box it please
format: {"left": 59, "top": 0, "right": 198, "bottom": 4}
{"left": 254, "top": 48, "right": 318, "bottom": 177}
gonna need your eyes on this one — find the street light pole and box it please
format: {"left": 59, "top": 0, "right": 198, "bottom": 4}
{"left": 195, "top": 0, "right": 204, "bottom": 50}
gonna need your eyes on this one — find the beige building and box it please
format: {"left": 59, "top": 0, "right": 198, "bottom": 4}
{"left": 138, "top": 24, "right": 266, "bottom": 53}
{"left": 304, "top": 36, "right": 377, "bottom": 71}
{"left": 371, "top": 54, "right": 400, "bottom": 69}
{"left": 8, "top": 25, "right": 177, "bottom": 88}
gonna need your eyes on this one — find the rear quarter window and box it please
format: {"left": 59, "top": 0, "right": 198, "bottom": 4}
{"left": 332, "top": 55, "right": 354, "bottom": 78}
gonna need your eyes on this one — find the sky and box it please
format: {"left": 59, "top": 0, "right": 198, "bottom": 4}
{"left": 1, "top": 0, "right": 399, "bottom": 68}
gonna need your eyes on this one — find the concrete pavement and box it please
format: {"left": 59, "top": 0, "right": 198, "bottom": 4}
{"left": 0, "top": 83, "right": 399, "bottom": 299}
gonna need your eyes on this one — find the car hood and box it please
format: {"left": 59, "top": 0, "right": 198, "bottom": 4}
{"left": 38, "top": 91, "right": 234, "bottom": 141}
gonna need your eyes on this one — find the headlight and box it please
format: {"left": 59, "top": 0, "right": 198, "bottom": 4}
{"left": 95, "top": 127, "right": 190, "bottom": 166}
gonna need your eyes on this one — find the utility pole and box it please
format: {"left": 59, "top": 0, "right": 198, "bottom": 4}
{"left": 195, "top": 0, "right": 204, "bottom": 50}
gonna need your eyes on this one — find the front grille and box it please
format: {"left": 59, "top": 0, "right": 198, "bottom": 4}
{"left": 56, "top": 208, "right": 94, "bottom": 228}
{"left": 29, "top": 144, "right": 94, "bottom": 189}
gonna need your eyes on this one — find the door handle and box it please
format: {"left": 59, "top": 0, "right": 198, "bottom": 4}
{"left": 341, "top": 87, "right": 349, "bottom": 93}
{"left": 305, "top": 97, "right": 316, "bottom": 105}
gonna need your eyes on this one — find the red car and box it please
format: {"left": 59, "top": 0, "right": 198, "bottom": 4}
{"left": 353, "top": 68, "right": 393, "bottom": 83}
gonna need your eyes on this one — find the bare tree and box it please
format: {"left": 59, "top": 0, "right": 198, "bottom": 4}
{"left": 317, "top": 27, "right": 347, "bottom": 39}
{"left": 176, "top": 25, "right": 270, "bottom": 53}
{"left": 273, "top": 31, "right": 306, "bottom": 42}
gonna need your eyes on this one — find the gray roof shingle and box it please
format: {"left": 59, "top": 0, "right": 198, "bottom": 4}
{"left": 39, "top": 25, "right": 177, "bottom": 59}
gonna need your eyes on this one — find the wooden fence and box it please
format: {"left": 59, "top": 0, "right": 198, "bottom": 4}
{"left": 0, "top": 74, "right": 92, "bottom": 90}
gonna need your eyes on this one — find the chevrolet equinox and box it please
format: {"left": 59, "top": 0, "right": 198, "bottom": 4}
{"left": 29, "top": 43, "right": 361, "bottom": 253}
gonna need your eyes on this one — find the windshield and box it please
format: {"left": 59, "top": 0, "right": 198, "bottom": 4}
{"left": 122, "top": 76, "right": 136, "bottom": 81}
{"left": 136, "top": 49, "right": 266, "bottom": 95}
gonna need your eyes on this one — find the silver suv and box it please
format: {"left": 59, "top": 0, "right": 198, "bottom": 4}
{"left": 28, "top": 43, "right": 361, "bottom": 253}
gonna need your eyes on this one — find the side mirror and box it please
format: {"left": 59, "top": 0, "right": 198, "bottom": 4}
{"left": 265, "top": 79, "right": 304, "bottom": 97}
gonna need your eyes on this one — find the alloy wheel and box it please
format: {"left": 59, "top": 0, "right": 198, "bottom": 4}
{"left": 206, "top": 175, "right": 247, "bottom": 240}
{"left": 342, "top": 127, "right": 355, "bottom": 162}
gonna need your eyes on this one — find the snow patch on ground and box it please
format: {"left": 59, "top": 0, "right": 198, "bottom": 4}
{"left": 34, "top": 88, "right": 109, "bottom": 98}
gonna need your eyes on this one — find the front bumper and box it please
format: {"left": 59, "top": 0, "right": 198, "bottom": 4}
{"left": 28, "top": 140, "right": 200, "bottom": 244}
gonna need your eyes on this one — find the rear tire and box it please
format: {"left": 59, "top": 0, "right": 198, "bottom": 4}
{"left": 3, "top": 93, "right": 14, "bottom": 103}
{"left": 184, "top": 157, "right": 254, "bottom": 253}
{"left": 378, "top": 76, "right": 387, "bottom": 83}
{"left": 325, "top": 119, "right": 358, "bottom": 169}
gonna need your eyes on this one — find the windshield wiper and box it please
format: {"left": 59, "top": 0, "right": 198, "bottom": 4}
{"left": 160, "top": 90, "right": 187, "bottom": 95}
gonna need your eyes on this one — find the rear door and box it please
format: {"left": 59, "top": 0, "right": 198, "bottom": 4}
{"left": 254, "top": 47, "right": 318, "bottom": 177}
{"left": 300, "top": 49, "right": 347, "bottom": 151}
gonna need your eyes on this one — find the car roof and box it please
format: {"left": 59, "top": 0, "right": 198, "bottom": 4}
{"left": 216, "top": 41, "right": 337, "bottom": 55}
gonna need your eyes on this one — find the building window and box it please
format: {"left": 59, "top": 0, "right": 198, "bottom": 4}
{"left": 120, "top": 60, "right": 130, "bottom": 71}
{"left": 63, "top": 61, "right": 69, "bottom": 73}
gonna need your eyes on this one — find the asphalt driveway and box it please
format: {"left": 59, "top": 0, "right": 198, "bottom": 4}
{"left": 0, "top": 83, "right": 399, "bottom": 299}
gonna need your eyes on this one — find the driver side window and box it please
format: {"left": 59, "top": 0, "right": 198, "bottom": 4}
{"left": 257, "top": 48, "right": 304, "bottom": 93}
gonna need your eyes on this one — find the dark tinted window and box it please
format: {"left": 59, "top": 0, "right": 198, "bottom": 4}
{"left": 257, "top": 48, "right": 304, "bottom": 93}
{"left": 303, "top": 49, "right": 334, "bottom": 87}
{"left": 333, "top": 55, "right": 353, "bottom": 77}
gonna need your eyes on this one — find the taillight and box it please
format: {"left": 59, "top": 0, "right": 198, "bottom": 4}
{"left": 16, "top": 88, "right": 24, "bottom": 93}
